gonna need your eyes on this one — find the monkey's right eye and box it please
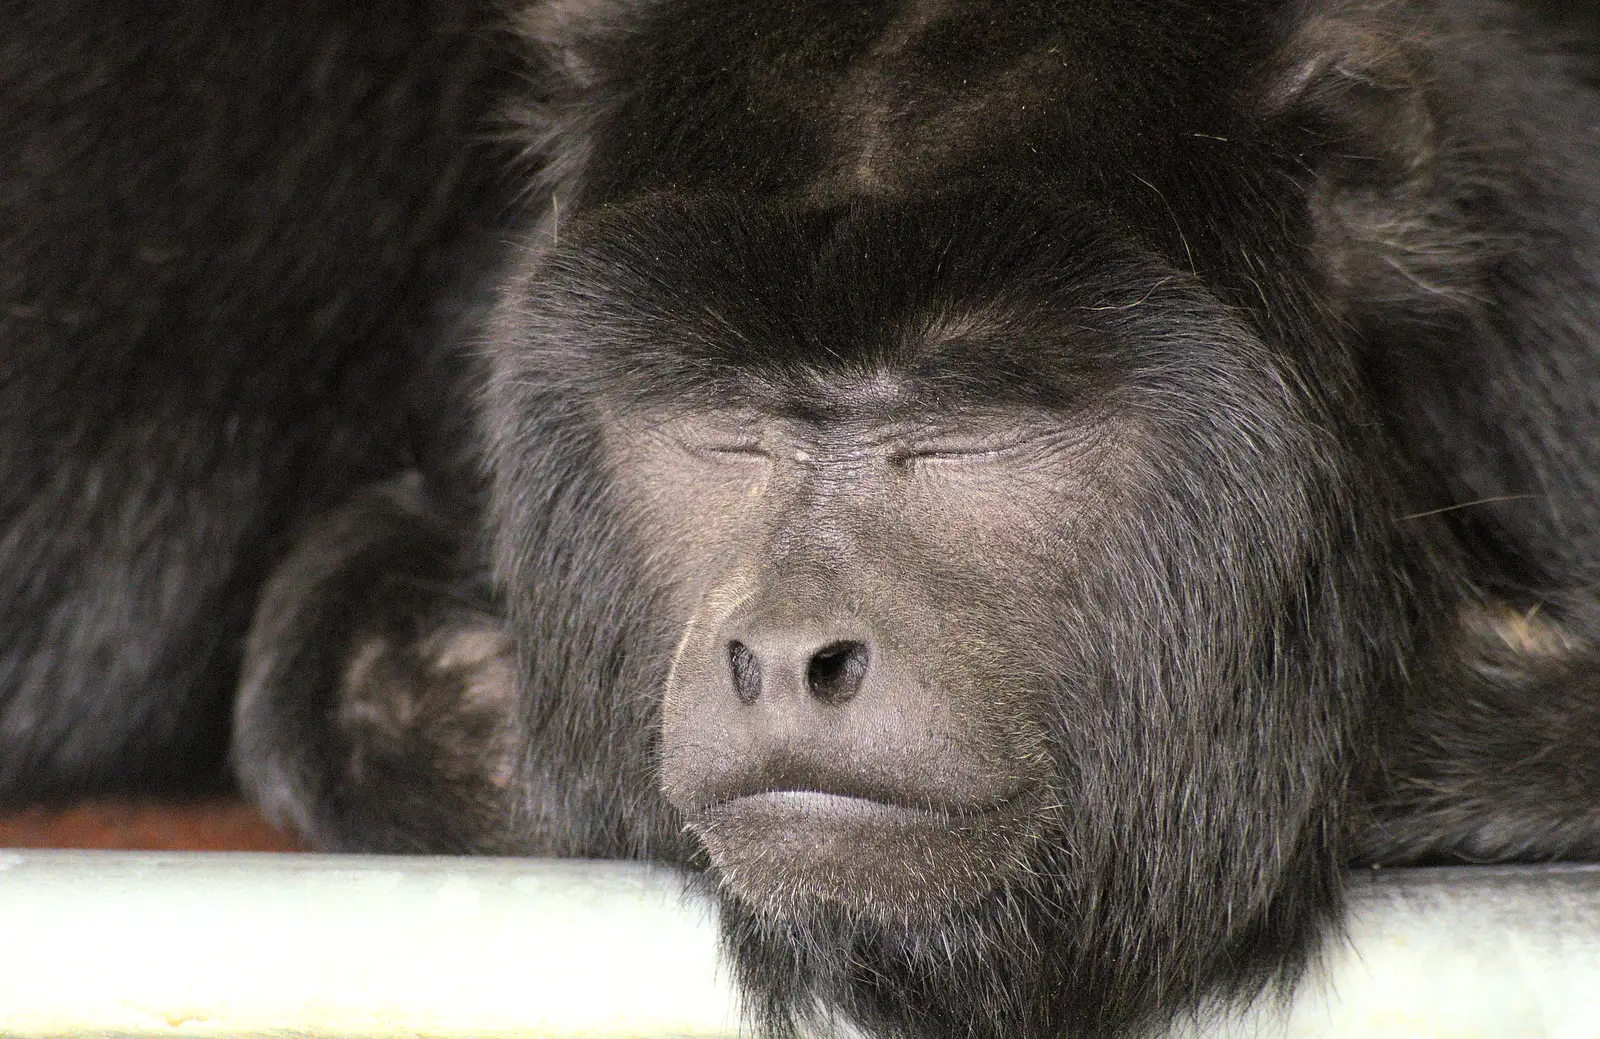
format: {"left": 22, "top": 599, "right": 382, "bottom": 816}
{"left": 696, "top": 442, "right": 770, "bottom": 460}
{"left": 668, "top": 423, "right": 770, "bottom": 461}
{"left": 641, "top": 412, "right": 769, "bottom": 461}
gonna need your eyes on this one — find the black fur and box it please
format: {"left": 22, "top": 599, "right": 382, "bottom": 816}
{"left": 0, "top": 0, "right": 517, "bottom": 798}
{"left": 4, "top": 2, "right": 1600, "bottom": 1038}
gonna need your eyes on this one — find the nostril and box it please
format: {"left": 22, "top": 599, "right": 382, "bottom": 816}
{"left": 806, "top": 640, "right": 869, "bottom": 704}
{"left": 729, "top": 640, "right": 762, "bottom": 704}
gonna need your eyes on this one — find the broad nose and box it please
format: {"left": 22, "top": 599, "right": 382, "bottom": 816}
{"left": 725, "top": 630, "right": 872, "bottom": 706}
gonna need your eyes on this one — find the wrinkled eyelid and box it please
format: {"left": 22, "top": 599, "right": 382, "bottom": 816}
{"left": 896, "top": 439, "right": 1029, "bottom": 462}
{"left": 655, "top": 414, "right": 765, "bottom": 455}
{"left": 703, "top": 443, "right": 769, "bottom": 456}
{"left": 908, "top": 448, "right": 1004, "bottom": 460}
{"left": 677, "top": 438, "right": 769, "bottom": 459}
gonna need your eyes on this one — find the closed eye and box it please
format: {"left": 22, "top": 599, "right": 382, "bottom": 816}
{"left": 895, "top": 442, "right": 1026, "bottom": 464}
{"left": 897, "top": 424, "right": 1096, "bottom": 465}
{"left": 691, "top": 442, "right": 769, "bottom": 459}
{"left": 644, "top": 411, "right": 767, "bottom": 461}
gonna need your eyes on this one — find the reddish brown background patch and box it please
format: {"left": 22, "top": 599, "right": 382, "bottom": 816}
{"left": 0, "top": 798, "right": 303, "bottom": 851}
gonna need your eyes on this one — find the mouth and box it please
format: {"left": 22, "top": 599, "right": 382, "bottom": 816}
{"left": 670, "top": 749, "right": 1034, "bottom": 817}
{"left": 692, "top": 786, "right": 1025, "bottom": 823}
{"left": 685, "top": 785, "right": 1047, "bottom": 918}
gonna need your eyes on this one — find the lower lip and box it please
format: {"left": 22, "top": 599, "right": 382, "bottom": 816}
{"left": 719, "top": 790, "right": 911, "bottom": 813}
{"left": 697, "top": 788, "right": 1024, "bottom": 828}
{"left": 685, "top": 787, "right": 1041, "bottom": 913}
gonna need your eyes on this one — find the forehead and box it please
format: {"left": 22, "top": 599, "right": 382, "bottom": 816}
{"left": 539, "top": 193, "right": 1200, "bottom": 418}
{"left": 536, "top": 0, "right": 1310, "bottom": 372}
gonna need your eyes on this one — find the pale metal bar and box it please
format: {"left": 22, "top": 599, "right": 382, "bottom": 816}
{"left": 0, "top": 851, "right": 738, "bottom": 1038}
{"left": 1, "top": 852, "right": 1597, "bottom": 1037}
{"left": 1200, "top": 864, "right": 1600, "bottom": 1038}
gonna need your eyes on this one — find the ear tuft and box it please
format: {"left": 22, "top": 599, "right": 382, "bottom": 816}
{"left": 512, "top": 0, "right": 651, "bottom": 91}
{"left": 1262, "top": 2, "right": 1492, "bottom": 321}
{"left": 1264, "top": 1, "right": 1437, "bottom": 180}
{"left": 503, "top": 0, "right": 655, "bottom": 213}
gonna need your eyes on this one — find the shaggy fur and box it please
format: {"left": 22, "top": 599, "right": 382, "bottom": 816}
{"left": 4, "top": 2, "right": 1600, "bottom": 1037}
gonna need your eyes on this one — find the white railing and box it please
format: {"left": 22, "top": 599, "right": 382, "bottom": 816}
{"left": 0, "top": 852, "right": 1595, "bottom": 1037}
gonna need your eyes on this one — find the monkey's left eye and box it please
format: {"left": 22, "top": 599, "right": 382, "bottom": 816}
{"left": 906, "top": 444, "right": 1007, "bottom": 459}
{"left": 894, "top": 438, "right": 1028, "bottom": 464}
{"left": 894, "top": 422, "right": 1081, "bottom": 465}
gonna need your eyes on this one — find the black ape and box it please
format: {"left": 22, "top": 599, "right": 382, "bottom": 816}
{"left": 6, "top": 1, "right": 1600, "bottom": 1038}
{"left": 0, "top": 0, "right": 516, "bottom": 799}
